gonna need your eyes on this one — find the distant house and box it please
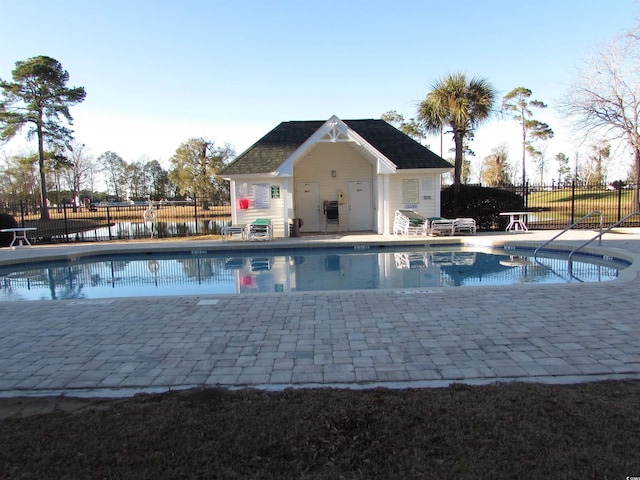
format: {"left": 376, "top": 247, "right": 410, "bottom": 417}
{"left": 217, "top": 115, "right": 452, "bottom": 237}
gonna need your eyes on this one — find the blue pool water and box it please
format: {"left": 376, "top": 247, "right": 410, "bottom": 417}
{"left": 0, "top": 246, "right": 630, "bottom": 301}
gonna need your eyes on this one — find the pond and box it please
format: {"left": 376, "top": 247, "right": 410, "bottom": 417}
{"left": 69, "top": 220, "right": 228, "bottom": 242}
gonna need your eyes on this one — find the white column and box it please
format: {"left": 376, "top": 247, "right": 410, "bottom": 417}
{"left": 379, "top": 174, "right": 390, "bottom": 234}
{"left": 282, "top": 177, "right": 292, "bottom": 237}
{"left": 229, "top": 180, "right": 237, "bottom": 224}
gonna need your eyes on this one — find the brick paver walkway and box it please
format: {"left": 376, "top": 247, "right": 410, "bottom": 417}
{"left": 1, "top": 230, "right": 639, "bottom": 396}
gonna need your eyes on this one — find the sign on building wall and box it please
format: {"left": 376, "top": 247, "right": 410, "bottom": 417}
{"left": 254, "top": 183, "right": 270, "bottom": 209}
{"left": 422, "top": 177, "right": 433, "bottom": 191}
{"left": 402, "top": 178, "right": 420, "bottom": 205}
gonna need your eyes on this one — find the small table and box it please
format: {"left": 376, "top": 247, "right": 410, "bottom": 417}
{"left": 221, "top": 224, "right": 246, "bottom": 241}
{"left": 1, "top": 227, "right": 37, "bottom": 248}
{"left": 500, "top": 212, "right": 529, "bottom": 232}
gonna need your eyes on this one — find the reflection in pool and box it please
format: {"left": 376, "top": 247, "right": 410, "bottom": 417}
{"left": 0, "top": 246, "right": 630, "bottom": 301}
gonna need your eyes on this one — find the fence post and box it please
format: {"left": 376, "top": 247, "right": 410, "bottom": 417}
{"left": 617, "top": 180, "right": 623, "bottom": 222}
{"left": 106, "top": 206, "right": 113, "bottom": 240}
{"left": 570, "top": 181, "right": 576, "bottom": 225}
{"left": 63, "top": 200, "right": 70, "bottom": 242}
{"left": 19, "top": 200, "right": 25, "bottom": 227}
{"left": 194, "top": 195, "right": 198, "bottom": 234}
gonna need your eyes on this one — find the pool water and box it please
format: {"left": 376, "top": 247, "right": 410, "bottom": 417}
{"left": 0, "top": 246, "right": 630, "bottom": 301}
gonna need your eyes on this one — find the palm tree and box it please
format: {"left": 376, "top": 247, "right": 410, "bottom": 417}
{"left": 417, "top": 73, "right": 495, "bottom": 191}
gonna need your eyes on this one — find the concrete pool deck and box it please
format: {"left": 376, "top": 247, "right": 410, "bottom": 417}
{"left": 1, "top": 229, "right": 640, "bottom": 398}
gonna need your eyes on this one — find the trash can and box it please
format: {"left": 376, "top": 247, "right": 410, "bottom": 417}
{"left": 290, "top": 218, "right": 303, "bottom": 237}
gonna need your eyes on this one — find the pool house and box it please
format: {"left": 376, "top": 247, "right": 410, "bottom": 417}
{"left": 218, "top": 116, "right": 452, "bottom": 237}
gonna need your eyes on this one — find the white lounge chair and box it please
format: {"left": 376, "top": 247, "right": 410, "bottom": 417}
{"left": 247, "top": 218, "right": 272, "bottom": 241}
{"left": 453, "top": 218, "right": 477, "bottom": 235}
{"left": 393, "top": 210, "right": 427, "bottom": 235}
{"left": 394, "top": 252, "right": 429, "bottom": 269}
{"left": 221, "top": 224, "right": 246, "bottom": 241}
{"left": 427, "top": 218, "right": 455, "bottom": 236}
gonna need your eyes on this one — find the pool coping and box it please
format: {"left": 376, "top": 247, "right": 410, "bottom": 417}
{"left": 2, "top": 231, "right": 639, "bottom": 288}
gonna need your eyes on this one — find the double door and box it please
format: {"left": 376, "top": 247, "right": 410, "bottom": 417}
{"left": 295, "top": 181, "right": 373, "bottom": 232}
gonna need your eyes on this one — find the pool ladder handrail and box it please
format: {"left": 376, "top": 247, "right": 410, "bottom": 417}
{"left": 567, "top": 211, "right": 640, "bottom": 264}
{"left": 533, "top": 211, "right": 604, "bottom": 260}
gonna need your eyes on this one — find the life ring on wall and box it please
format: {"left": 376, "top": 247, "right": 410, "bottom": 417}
{"left": 147, "top": 260, "right": 160, "bottom": 273}
{"left": 143, "top": 208, "right": 157, "bottom": 222}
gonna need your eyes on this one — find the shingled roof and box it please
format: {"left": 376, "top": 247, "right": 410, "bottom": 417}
{"left": 218, "top": 119, "right": 451, "bottom": 175}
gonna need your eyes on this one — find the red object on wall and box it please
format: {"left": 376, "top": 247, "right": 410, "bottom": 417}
{"left": 238, "top": 198, "right": 249, "bottom": 209}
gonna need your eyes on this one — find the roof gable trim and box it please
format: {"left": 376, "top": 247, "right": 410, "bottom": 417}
{"left": 276, "top": 115, "right": 397, "bottom": 176}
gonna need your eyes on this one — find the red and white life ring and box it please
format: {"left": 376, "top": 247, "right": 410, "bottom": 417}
{"left": 147, "top": 260, "right": 160, "bottom": 273}
{"left": 143, "top": 208, "right": 157, "bottom": 222}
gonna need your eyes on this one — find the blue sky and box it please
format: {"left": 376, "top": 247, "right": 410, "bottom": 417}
{"left": 1, "top": 0, "right": 638, "bottom": 181}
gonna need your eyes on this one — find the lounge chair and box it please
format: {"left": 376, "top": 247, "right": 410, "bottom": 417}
{"left": 247, "top": 218, "right": 272, "bottom": 241}
{"left": 453, "top": 218, "right": 477, "bottom": 235}
{"left": 224, "top": 258, "right": 245, "bottom": 269}
{"left": 250, "top": 257, "right": 272, "bottom": 271}
{"left": 453, "top": 252, "right": 477, "bottom": 265}
{"left": 429, "top": 251, "right": 454, "bottom": 265}
{"left": 221, "top": 224, "right": 246, "bottom": 241}
{"left": 394, "top": 252, "right": 428, "bottom": 269}
{"left": 393, "top": 210, "right": 427, "bottom": 235}
{"left": 427, "top": 218, "right": 455, "bottom": 236}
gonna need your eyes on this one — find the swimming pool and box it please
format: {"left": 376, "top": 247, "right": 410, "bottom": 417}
{"left": 0, "top": 245, "right": 630, "bottom": 301}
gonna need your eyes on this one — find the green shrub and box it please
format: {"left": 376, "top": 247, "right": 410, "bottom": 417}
{"left": 0, "top": 213, "right": 18, "bottom": 247}
{"left": 441, "top": 185, "right": 524, "bottom": 231}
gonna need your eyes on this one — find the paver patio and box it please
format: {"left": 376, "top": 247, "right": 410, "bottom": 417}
{"left": 1, "top": 230, "right": 639, "bottom": 397}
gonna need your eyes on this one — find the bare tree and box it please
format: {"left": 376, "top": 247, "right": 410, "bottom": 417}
{"left": 562, "top": 25, "right": 640, "bottom": 207}
{"left": 584, "top": 141, "right": 611, "bottom": 186}
{"left": 98, "top": 151, "right": 127, "bottom": 200}
{"left": 481, "top": 143, "right": 511, "bottom": 186}
{"left": 532, "top": 145, "right": 548, "bottom": 186}
{"left": 555, "top": 153, "right": 571, "bottom": 185}
{"left": 60, "top": 142, "right": 96, "bottom": 209}
{"left": 1, "top": 151, "right": 39, "bottom": 203}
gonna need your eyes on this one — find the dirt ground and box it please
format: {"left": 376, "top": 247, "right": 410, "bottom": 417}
{"left": 1, "top": 380, "right": 639, "bottom": 479}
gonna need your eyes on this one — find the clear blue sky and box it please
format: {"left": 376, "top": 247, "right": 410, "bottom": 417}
{"left": 1, "top": 0, "right": 638, "bottom": 181}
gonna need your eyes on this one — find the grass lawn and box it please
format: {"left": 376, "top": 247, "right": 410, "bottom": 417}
{"left": 528, "top": 188, "right": 638, "bottom": 227}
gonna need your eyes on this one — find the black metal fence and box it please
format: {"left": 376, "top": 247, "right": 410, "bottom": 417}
{"left": 3, "top": 182, "right": 640, "bottom": 244}
{"left": 3, "top": 198, "right": 232, "bottom": 244}
{"left": 517, "top": 182, "right": 640, "bottom": 230}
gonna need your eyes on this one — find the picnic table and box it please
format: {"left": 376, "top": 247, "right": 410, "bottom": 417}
{"left": 1, "top": 227, "right": 37, "bottom": 248}
{"left": 500, "top": 212, "right": 529, "bottom": 232}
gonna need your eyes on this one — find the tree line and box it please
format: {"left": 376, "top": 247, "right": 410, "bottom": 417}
{"left": 0, "top": 136, "right": 234, "bottom": 212}
{"left": 0, "top": 55, "right": 234, "bottom": 217}
{"left": 382, "top": 23, "right": 640, "bottom": 211}
{"left": 2, "top": 21, "right": 640, "bottom": 218}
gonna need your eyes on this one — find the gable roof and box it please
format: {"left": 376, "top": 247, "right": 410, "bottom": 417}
{"left": 218, "top": 118, "right": 452, "bottom": 176}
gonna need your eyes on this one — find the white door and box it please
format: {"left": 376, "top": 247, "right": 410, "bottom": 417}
{"left": 295, "top": 182, "right": 320, "bottom": 232}
{"left": 348, "top": 181, "right": 373, "bottom": 231}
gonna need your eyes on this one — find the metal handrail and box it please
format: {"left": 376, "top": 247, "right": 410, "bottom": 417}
{"left": 533, "top": 211, "right": 603, "bottom": 260}
{"left": 568, "top": 211, "right": 640, "bottom": 264}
